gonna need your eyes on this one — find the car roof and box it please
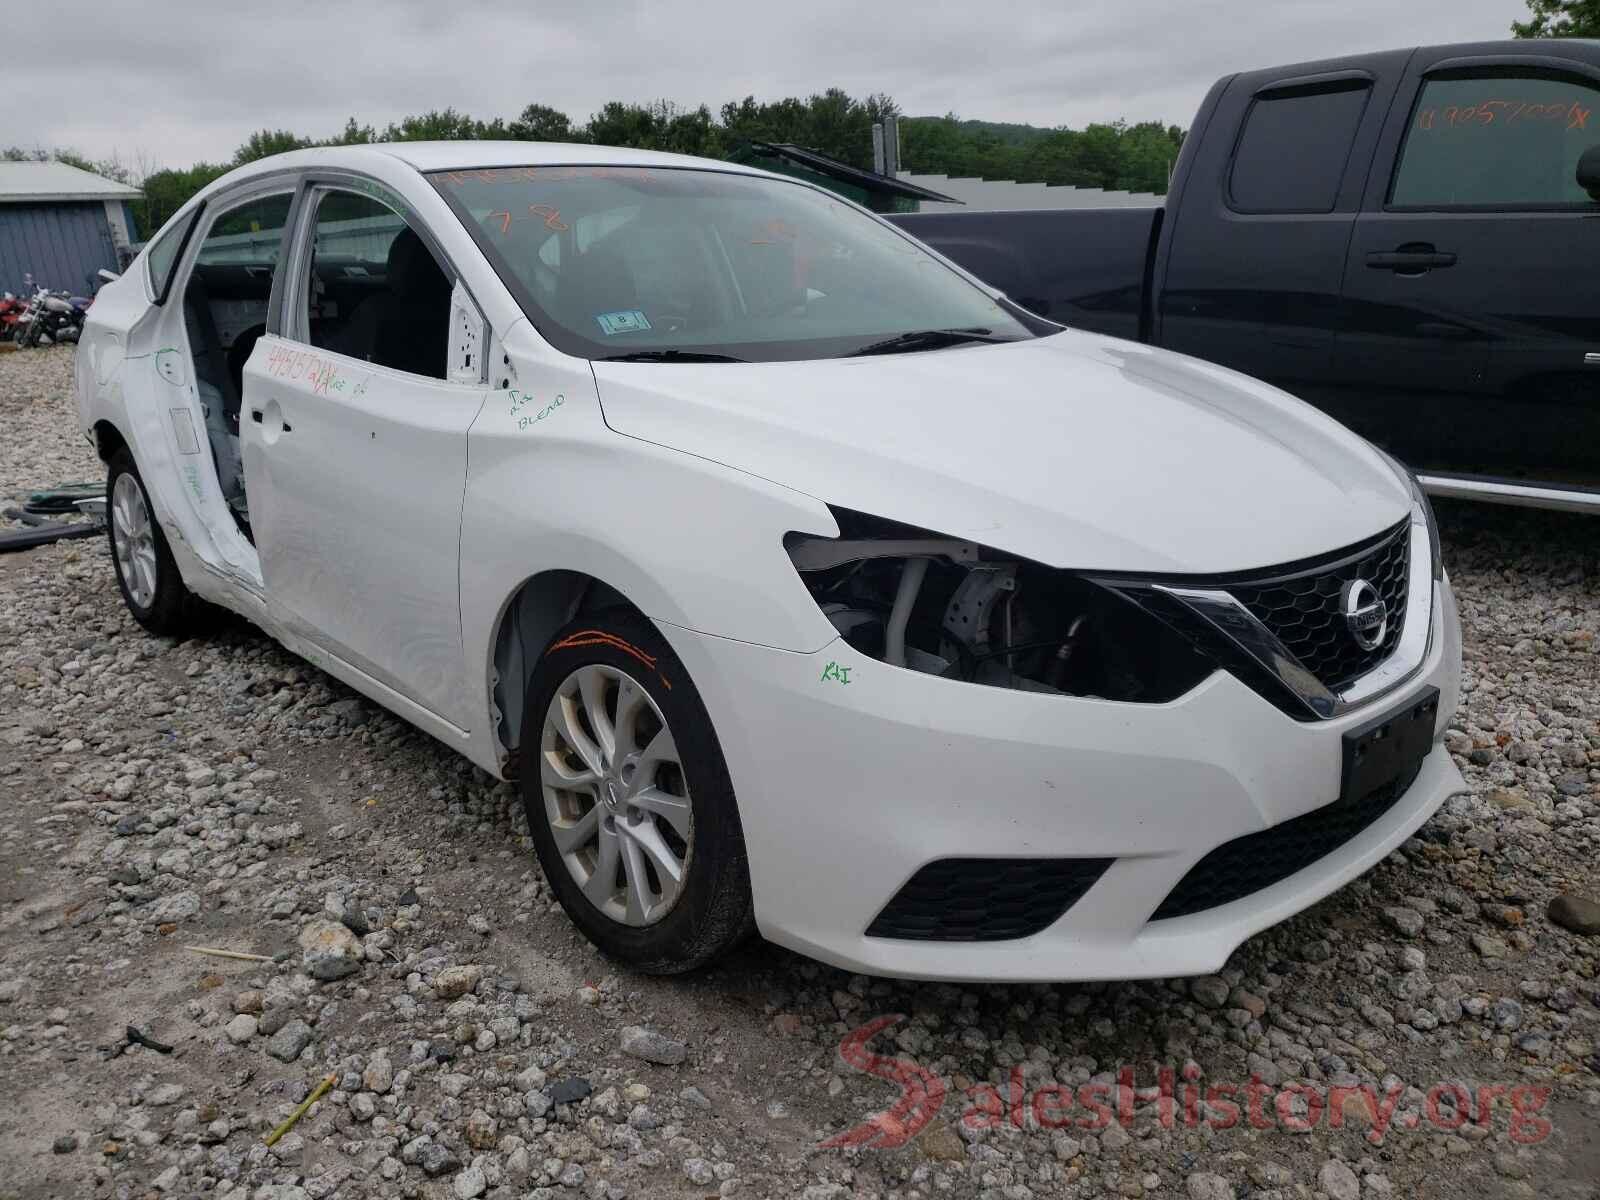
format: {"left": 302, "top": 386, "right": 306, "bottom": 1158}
{"left": 182, "top": 140, "right": 776, "bottom": 224}
{"left": 218, "top": 140, "right": 768, "bottom": 185}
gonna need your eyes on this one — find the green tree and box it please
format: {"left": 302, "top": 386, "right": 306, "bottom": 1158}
{"left": 137, "top": 162, "right": 229, "bottom": 233}
{"left": 381, "top": 108, "right": 509, "bottom": 142}
{"left": 327, "top": 117, "right": 377, "bottom": 145}
{"left": 584, "top": 100, "right": 722, "bottom": 157}
{"left": 1116, "top": 122, "right": 1184, "bottom": 194}
{"left": 510, "top": 103, "right": 578, "bottom": 142}
{"left": 85, "top": 87, "right": 1195, "bottom": 239}
{"left": 1513, "top": 0, "right": 1600, "bottom": 35}
{"left": 233, "top": 129, "right": 313, "bottom": 165}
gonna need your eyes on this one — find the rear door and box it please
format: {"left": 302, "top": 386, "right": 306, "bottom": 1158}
{"left": 1157, "top": 55, "right": 1405, "bottom": 401}
{"left": 1336, "top": 46, "right": 1600, "bottom": 488}
{"left": 240, "top": 180, "right": 489, "bottom": 729}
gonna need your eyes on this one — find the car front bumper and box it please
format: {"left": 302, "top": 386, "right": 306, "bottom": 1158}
{"left": 658, "top": 576, "right": 1463, "bottom": 983}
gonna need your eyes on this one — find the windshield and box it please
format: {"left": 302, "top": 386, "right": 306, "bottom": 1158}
{"left": 429, "top": 165, "right": 1043, "bottom": 362}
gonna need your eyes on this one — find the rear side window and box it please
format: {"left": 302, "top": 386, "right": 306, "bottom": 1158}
{"left": 145, "top": 207, "right": 201, "bottom": 303}
{"left": 194, "top": 195, "right": 294, "bottom": 268}
{"left": 1230, "top": 83, "right": 1371, "bottom": 213}
{"left": 1390, "top": 74, "right": 1600, "bottom": 208}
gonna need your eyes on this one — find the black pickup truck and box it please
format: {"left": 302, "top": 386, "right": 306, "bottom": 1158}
{"left": 891, "top": 39, "right": 1600, "bottom": 512}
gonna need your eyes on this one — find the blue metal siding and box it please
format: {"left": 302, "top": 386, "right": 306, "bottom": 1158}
{"left": 0, "top": 202, "right": 119, "bottom": 295}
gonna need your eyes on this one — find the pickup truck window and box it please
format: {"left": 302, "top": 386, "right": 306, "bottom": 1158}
{"left": 431, "top": 166, "right": 1037, "bottom": 363}
{"left": 1230, "top": 83, "right": 1370, "bottom": 213}
{"left": 1390, "top": 75, "right": 1600, "bottom": 208}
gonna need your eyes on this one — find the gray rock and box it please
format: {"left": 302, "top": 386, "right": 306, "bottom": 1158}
{"left": 267, "top": 1018, "right": 314, "bottom": 1062}
{"left": 432, "top": 965, "right": 482, "bottom": 999}
{"left": 1491, "top": 998, "right": 1523, "bottom": 1030}
{"left": 620, "top": 1025, "right": 687, "bottom": 1065}
{"left": 328, "top": 698, "right": 369, "bottom": 727}
{"left": 452, "top": 1166, "right": 486, "bottom": 1198}
{"left": 420, "top": 1141, "right": 459, "bottom": 1176}
{"left": 323, "top": 892, "right": 371, "bottom": 936}
{"left": 515, "top": 1064, "right": 547, "bottom": 1092}
{"left": 298, "top": 919, "right": 362, "bottom": 981}
{"left": 1189, "top": 976, "right": 1230, "bottom": 1009}
{"left": 362, "top": 1056, "right": 393, "bottom": 1094}
{"left": 1382, "top": 906, "right": 1425, "bottom": 937}
{"left": 524, "top": 1090, "right": 553, "bottom": 1118}
{"left": 1318, "top": 1160, "right": 1360, "bottom": 1200}
{"left": 1186, "top": 1173, "right": 1234, "bottom": 1200}
{"left": 1548, "top": 894, "right": 1600, "bottom": 935}
{"left": 549, "top": 1077, "right": 591, "bottom": 1104}
{"left": 224, "top": 1014, "right": 258, "bottom": 1043}
{"left": 1471, "top": 933, "right": 1508, "bottom": 959}
{"left": 683, "top": 1158, "right": 715, "bottom": 1186}
{"left": 148, "top": 891, "right": 201, "bottom": 922}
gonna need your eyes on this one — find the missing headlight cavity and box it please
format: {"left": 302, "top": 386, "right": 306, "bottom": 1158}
{"left": 786, "top": 507, "right": 1213, "bottom": 702}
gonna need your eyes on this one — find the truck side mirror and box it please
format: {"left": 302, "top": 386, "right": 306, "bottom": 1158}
{"left": 1578, "top": 145, "right": 1600, "bottom": 202}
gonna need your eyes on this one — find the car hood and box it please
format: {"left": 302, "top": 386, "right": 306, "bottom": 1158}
{"left": 590, "top": 330, "right": 1411, "bottom": 574}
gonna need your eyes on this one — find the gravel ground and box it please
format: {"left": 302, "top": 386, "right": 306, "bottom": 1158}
{"left": 2, "top": 342, "right": 1597, "bottom": 1200}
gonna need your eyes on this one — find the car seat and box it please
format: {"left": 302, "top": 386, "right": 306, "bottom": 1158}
{"left": 342, "top": 228, "right": 452, "bottom": 377}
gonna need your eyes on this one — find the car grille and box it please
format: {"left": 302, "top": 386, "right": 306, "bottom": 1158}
{"left": 866, "top": 858, "right": 1113, "bottom": 941}
{"left": 1226, "top": 520, "right": 1410, "bottom": 692}
{"left": 1150, "top": 760, "right": 1422, "bottom": 921}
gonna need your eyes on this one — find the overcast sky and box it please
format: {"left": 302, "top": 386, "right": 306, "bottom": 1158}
{"left": 15, "top": 0, "right": 1522, "bottom": 170}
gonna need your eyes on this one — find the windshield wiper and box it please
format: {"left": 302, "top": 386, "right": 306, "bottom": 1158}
{"left": 598, "top": 350, "right": 750, "bottom": 363}
{"left": 847, "top": 328, "right": 1019, "bottom": 357}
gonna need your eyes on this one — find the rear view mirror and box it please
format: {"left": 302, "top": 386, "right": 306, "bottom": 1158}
{"left": 1578, "top": 145, "right": 1600, "bottom": 202}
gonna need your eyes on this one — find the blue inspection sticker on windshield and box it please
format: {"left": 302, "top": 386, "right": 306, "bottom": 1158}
{"left": 595, "top": 310, "right": 652, "bottom": 336}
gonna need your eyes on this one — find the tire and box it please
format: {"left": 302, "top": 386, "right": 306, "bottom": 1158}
{"left": 106, "top": 449, "right": 201, "bottom": 636}
{"left": 520, "top": 611, "right": 755, "bottom": 973}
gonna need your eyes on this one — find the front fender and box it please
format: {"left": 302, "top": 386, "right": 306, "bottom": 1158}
{"left": 459, "top": 366, "right": 841, "bottom": 754}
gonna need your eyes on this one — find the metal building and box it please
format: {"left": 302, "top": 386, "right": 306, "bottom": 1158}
{"left": 0, "top": 161, "right": 142, "bottom": 296}
{"left": 896, "top": 170, "right": 1159, "bottom": 211}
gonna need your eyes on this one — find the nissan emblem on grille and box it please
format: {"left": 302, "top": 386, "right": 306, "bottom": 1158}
{"left": 1341, "top": 579, "right": 1387, "bottom": 651}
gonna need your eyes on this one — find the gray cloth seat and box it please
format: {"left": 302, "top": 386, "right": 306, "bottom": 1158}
{"left": 341, "top": 228, "right": 452, "bottom": 377}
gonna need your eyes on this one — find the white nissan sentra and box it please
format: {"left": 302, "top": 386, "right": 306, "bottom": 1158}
{"left": 76, "top": 142, "right": 1463, "bottom": 981}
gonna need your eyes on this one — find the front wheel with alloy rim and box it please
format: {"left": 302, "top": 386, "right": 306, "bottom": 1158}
{"left": 106, "top": 449, "right": 204, "bottom": 636}
{"left": 520, "top": 614, "right": 755, "bottom": 973}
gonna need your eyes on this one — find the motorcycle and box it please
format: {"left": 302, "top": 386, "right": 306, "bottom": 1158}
{"left": 0, "top": 292, "right": 29, "bottom": 340}
{"left": 10, "top": 276, "right": 90, "bottom": 347}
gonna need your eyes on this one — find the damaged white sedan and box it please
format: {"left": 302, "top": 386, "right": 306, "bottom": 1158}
{"left": 77, "top": 143, "right": 1463, "bottom": 980}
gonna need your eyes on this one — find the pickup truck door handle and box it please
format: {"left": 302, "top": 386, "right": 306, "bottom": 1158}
{"left": 1367, "top": 245, "right": 1457, "bottom": 273}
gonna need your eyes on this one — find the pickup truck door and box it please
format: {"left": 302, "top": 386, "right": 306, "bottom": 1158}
{"left": 240, "top": 183, "right": 487, "bottom": 730}
{"left": 1336, "top": 47, "right": 1600, "bottom": 489}
{"left": 1158, "top": 61, "right": 1402, "bottom": 401}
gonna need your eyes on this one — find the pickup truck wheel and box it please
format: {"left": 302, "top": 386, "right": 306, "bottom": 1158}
{"left": 106, "top": 449, "right": 201, "bottom": 636}
{"left": 520, "top": 613, "right": 755, "bottom": 973}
